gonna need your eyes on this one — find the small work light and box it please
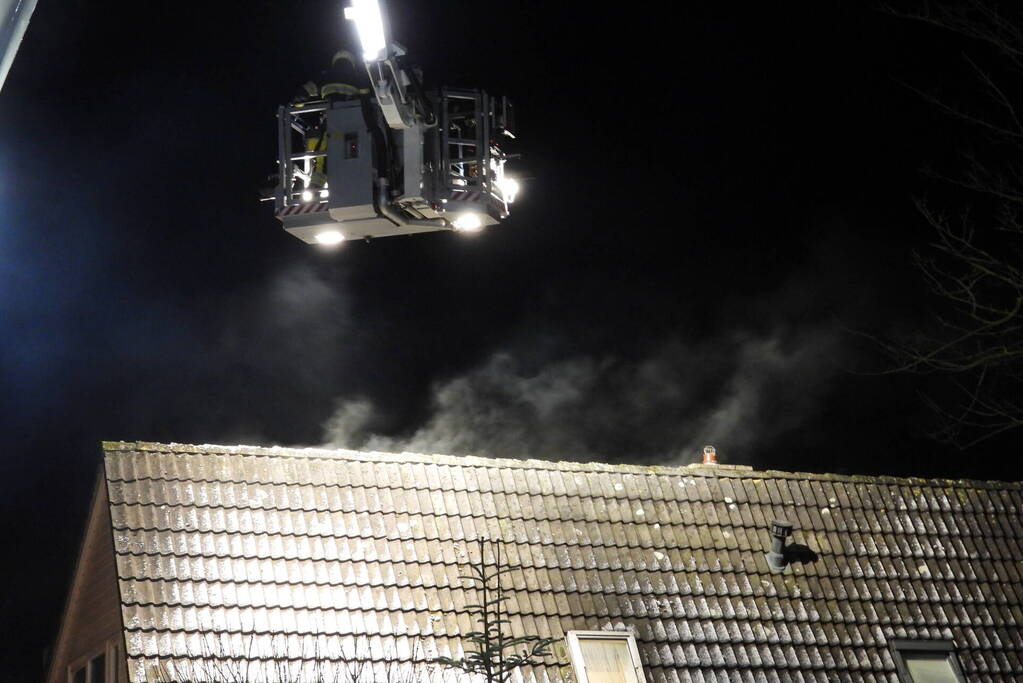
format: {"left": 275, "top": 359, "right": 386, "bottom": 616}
{"left": 498, "top": 177, "right": 520, "bottom": 204}
{"left": 315, "top": 230, "right": 345, "bottom": 245}
{"left": 452, "top": 213, "right": 483, "bottom": 232}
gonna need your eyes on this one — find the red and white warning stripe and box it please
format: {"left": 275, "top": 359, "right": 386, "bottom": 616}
{"left": 277, "top": 201, "right": 329, "bottom": 217}
{"left": 450, "top": 190, "right": 482, "bottom": 201}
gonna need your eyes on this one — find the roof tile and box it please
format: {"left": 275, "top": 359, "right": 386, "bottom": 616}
{"left": 99, "top": 443, "right": 1023, "bottom": 681}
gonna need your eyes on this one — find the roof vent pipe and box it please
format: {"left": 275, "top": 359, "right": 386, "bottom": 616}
{"left": 766, "top": 519, "right": 794, "bottom": 572}
{"left": 702, "top": 445, "right": 717, "bottom": 465}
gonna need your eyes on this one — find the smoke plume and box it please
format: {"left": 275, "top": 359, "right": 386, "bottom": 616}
{"left": 321, "top": 325, "right": 842, "bottom": 464}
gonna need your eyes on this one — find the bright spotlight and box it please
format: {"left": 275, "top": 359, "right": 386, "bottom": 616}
{"left": 315, "top": 230, "right": 345, "bottom": 245}
{"left": 301, "top": 189, "right": 314, "bottom": 202}
{"left": 498, "top": 177, "right": 520, "bottom": 203}
{"left": 319, "top": 189, "right": 330, "bottom": 199}
{"left": 344, "top": 0, "right": 387, "bottom": 62}
{"left": 452, "top": 213, "right": 483, "bottom": 232}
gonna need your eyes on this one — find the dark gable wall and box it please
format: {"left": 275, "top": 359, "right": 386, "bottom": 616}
{"left": 47, "top": 477, "right": 127, "bottom": 683}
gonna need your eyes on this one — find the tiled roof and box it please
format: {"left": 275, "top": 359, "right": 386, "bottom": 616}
{"left": 103, "top": 441, "right": 1023, "bottom": 682}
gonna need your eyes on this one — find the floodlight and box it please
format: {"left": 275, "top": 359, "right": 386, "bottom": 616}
{"left": 452, "top": 213, "right": 483, "bottom": 232}
{"left": 301, "top": 189, "right": 314, "bottom": 203}
{"left": 319, "top": 189, "right": 330, "bottom": 199}
{"left": 344, "top": 0, "right": 387, "bottom": 62}
{"left": 315, "top": 230, "right": 345, "bottom": 245}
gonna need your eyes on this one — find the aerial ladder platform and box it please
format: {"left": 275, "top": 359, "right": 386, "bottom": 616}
{"left": 271, "top": 0, "right": 519, "bottom": 246}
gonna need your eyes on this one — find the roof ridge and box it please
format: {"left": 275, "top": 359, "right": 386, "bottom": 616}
{"left": 101, "top": 440, "right": 1023, "bottom": 489}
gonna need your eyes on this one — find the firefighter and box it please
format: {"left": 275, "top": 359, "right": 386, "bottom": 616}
{"left": 292, "top": 80, "right": 320, "bottom": 105}
{"left": 298, "top": 50, "right": 367, "bottom": 194}
{"left": 290, "top": 77, "right": 327, "bottom": 194}
{"left": 320, "top": 49, "right": 365, "bottom": 102}
{"left": 304, "top": 124, "right": 329, "bottom": 193}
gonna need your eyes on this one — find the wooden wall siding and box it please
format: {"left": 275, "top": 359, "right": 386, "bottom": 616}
{"left": 48, "top": 476, "right": 126, "bottom": 683}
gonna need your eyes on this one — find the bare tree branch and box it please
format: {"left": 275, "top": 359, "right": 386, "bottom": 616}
{"left": 875, "top": 2, "right": 1023, "bottom": 447}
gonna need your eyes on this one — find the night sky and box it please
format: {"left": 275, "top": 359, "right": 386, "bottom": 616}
{"left": 3, "top": 1, "right": 1021, "bottom": 678}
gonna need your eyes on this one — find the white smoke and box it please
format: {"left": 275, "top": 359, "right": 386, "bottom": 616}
{"left": 321, "top": 324, "right": 842, "bottom": 464}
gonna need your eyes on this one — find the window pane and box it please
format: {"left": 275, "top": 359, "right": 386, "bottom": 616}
{"left": 579, "top": 638, "right": 640, "bottom": 683}
{"left": 88, "top": 654, "right": 106, "bottom": 683}
{"left": 905, "top": 653, "right": 959, "bottom": 683}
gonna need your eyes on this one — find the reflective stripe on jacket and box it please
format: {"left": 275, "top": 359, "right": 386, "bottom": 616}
{"left": 320, "top": 82, "right": 364, "bottom": 98}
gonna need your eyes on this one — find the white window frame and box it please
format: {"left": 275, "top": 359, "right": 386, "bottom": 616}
{"left": 566, "top": 630, "right": 648, "bottom": 683}
{"left": 890, "top": 639, "right": 965, "bottom": 683}
{"left": 67, "top": 638, "right": 120, "bottom": 683}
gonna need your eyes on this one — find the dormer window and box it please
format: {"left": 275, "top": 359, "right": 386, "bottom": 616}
{"left": 890, "top": 640, "right": 965, "bottom": 683}
{"left": 566, "top": 631, "right": 647, "bottom": 683}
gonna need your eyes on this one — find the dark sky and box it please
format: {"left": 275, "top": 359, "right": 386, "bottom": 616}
{"left": 2, "top": 0, "right": 1021, "bottom": 677}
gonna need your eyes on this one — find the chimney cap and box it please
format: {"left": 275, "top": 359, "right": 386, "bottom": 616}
{"left": 770, "top": 519, "right": 794, "bottom": 538}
